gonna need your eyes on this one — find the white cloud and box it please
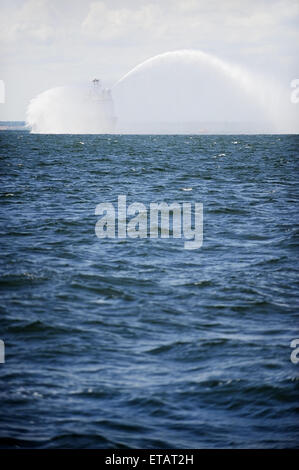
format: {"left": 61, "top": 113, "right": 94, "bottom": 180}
{"left": 0, "top": 0, "right": 56, "bottom": 43}
{"left": 77, "top": 0, "right": 299, "bottom": 71}
{"left": 81, "top": 1, "right": 161, "bottom": 41}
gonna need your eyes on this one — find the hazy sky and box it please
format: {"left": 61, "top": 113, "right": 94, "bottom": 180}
{"left": 0, "top": 0, "right": 298, "bottom": 119}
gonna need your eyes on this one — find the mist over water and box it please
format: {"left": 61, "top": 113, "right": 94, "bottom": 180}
{"left": 26, "top": 50, "right": 299, "bottom": 134}
{"left": 26, "top": 85, "right": 116, "bottom": 134}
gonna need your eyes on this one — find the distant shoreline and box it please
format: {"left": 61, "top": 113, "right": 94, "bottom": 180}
{"left": 1, "top": 121, "right": 298, "bottom": 134}
{"left": 0, "top": 121, "right": 26, "bottom": 131}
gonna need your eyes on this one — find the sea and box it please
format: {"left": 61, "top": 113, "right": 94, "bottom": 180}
{"left": 0, "top": 132, "right": 298, "bottom": 448}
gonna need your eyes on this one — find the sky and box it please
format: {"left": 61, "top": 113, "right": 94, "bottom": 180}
{"left": 0, "top": 0, "right": 298, "bottom": 120}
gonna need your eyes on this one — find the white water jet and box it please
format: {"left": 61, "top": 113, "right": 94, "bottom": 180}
{"left": 26, "top": 49, "right": 298, "bottom": 134}
{"left": 26, "top": 82, "right": 116, "bottom": 134}
{"left": 113, "top": 49, "right": 298, "bottom": 133}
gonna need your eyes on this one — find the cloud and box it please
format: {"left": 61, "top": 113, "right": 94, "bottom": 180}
{"left": 1, "top": 0, "right": 298, "bottom": 54}
{"left": 0, "top": 0, "right": 56, "bottom": 43}
{"left": 81, "top": 1, "right": 161, "bottom": 42}
{"left": 79, "top": 0, "right": 299, "bottom": 48}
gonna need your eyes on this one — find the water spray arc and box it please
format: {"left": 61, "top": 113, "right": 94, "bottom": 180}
{"left": 26, "top": 49, "right": 298, "bottom": 134}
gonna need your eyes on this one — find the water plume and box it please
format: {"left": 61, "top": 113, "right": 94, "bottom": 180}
{"left": 113, "top": 49, "right": 297, "bottom": 133}
{"left": 26, "top": 83, "right": 116, "bottom": 134}
{"left": 26, "top": 49, "right": 298, "bottom": 134}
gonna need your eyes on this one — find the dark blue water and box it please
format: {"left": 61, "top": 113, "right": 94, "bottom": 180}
{"left": 0, "top": 132, "right": 298, "bottom": 448}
